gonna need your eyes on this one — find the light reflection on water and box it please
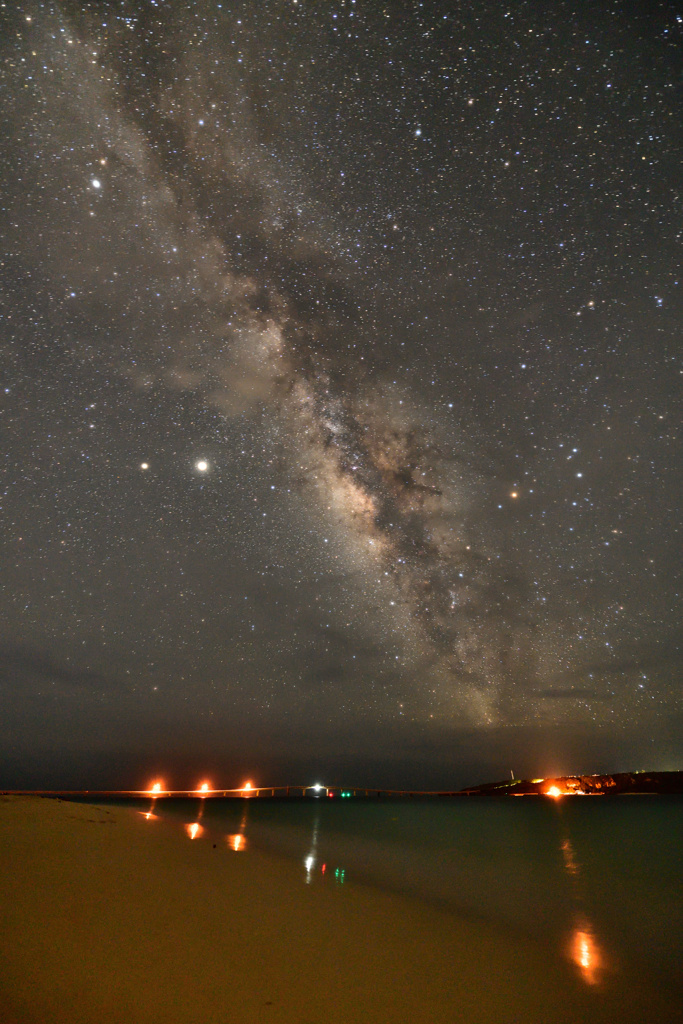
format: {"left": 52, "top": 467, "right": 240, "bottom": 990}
{"left": 226, "top": 804, "right": 249, "bottom": 852}
{"left": 227, "top": 833, "right": 247, "bottom": 851}
{"left": 172, "top": 801, "right": 347, "bottom": 886}
{"left": 570, "top": 922, "right": 603, "bottom": 986}
{"left": 556, "top": 825, "right": 609, "bottom": 986}
{"left": 304, "top": 813, "right": 319, "bottom": 883}
{"left": 560, "top": 837, "right": 579, "bottom": 876}
{"left": 140, "top": 797, "right": 159, "bottom": 820}
{"left": 171, "top": 802, "right": 606, "bottom": 976}
{"left": 120, "top": 795, "right": 680, "bottom": 994}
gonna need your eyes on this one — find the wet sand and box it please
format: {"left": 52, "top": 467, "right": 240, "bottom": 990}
{"left": 0, "top": 796, "right": 677, "bottom": 1023}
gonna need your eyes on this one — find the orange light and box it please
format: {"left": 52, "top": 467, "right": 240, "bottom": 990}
{"left": 242, "top": 781, "right": 253, "bottom": 794}
{"left": 185, "top": 822, "right": 203, "bottom": 840}
{"left": 547, "top": 785, "right": 563, "bottom": 798}
{"left": 227, "top": 833, "right": 246, "bottom": 851}
{"left": 560, "top": 838, "right": 579, "bottom": 876}
{"left": 198, "top": 782, "right": 210, "bottom": 793}
{"left": 149, "top": 782, "right": 163, "bottom": 794}
{"left": 570, "top": 927, "right": 603, "bottom": 985}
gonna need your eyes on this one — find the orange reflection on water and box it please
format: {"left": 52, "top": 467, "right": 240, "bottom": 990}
{"left": 227, "top": 833, "right": 247, "bottom": 852}
{"left": 570, "top": 925, "right": 603, "bottom": 985}
{"left": 185, "top": 822, "right": 204, "bottom": 840}
{"left": 560, "top": 837, "right": 579, "bottom": 876}
{"left": 139, "top": 811, "right": 158, "bottom": 821}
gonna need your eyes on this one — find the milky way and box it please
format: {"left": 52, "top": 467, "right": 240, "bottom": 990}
{"left": 1, "top": 1, "right": 681, "bottom": 785}
{"left": 15, "top": 2, "right": 535, "bottom": 722}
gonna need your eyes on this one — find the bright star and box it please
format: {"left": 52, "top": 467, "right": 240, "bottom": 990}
{"left": 91, "top": 178, "right": 101, "bottom": 189}
{"left": 196, "top": 460, "right": 209, "bottom": 472}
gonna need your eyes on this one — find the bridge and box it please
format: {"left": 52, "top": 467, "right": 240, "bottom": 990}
{"left": 0, "top": 785, "right": 466, "bottom": 799}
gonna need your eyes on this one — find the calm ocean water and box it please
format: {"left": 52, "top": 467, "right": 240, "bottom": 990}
{"left": 97, "top": 795, "right": 682, "bottom": 993}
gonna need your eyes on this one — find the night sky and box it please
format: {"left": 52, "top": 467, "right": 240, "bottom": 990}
{"left": 1, "top": 1, "right": 681, "bottom": 789}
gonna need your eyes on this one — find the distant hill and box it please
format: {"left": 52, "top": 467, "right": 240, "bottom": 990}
{"left": 457, "top": 770, "right": 683, "bottom": 796}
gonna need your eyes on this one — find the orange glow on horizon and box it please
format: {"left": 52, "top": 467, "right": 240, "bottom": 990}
{"left": 546, "top": 785, "right": 563, "bottom": 798}
{"left": 198, "top": 782, "right": 211, "bottom": 793}
{"left": 185, "top": 822, "right": 203, "bottom": 840}
{"left": 242, "top": 781, "right": 254, "bottom": 794}
{"left": 149, "top": 782, "right": 163, "bottom": 794}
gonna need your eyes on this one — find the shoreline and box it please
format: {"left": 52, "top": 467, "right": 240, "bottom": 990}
{"left": 0, "top": 796, "right": 678, "bottom": 1023}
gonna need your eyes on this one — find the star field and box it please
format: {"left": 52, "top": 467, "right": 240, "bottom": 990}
{"left": 0, "top": 0, "right": 680, "bottom": 786}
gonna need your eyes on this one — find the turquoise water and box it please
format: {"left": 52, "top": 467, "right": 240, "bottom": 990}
{"left": 101, "top": 795, "right": 682, "bottom": 994}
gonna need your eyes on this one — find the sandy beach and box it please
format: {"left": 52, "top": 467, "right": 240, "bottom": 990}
{"left": 0, "top": 796, "right": 678, "bottom": 1024}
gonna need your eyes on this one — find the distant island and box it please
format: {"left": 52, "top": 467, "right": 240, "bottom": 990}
{"left": 458, "top": 770, "right": 683, "bottom": 796}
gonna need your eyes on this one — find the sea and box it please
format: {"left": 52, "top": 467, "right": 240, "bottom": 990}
{"left": 92, "top": 793, "right": 682, "bottom": 999}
